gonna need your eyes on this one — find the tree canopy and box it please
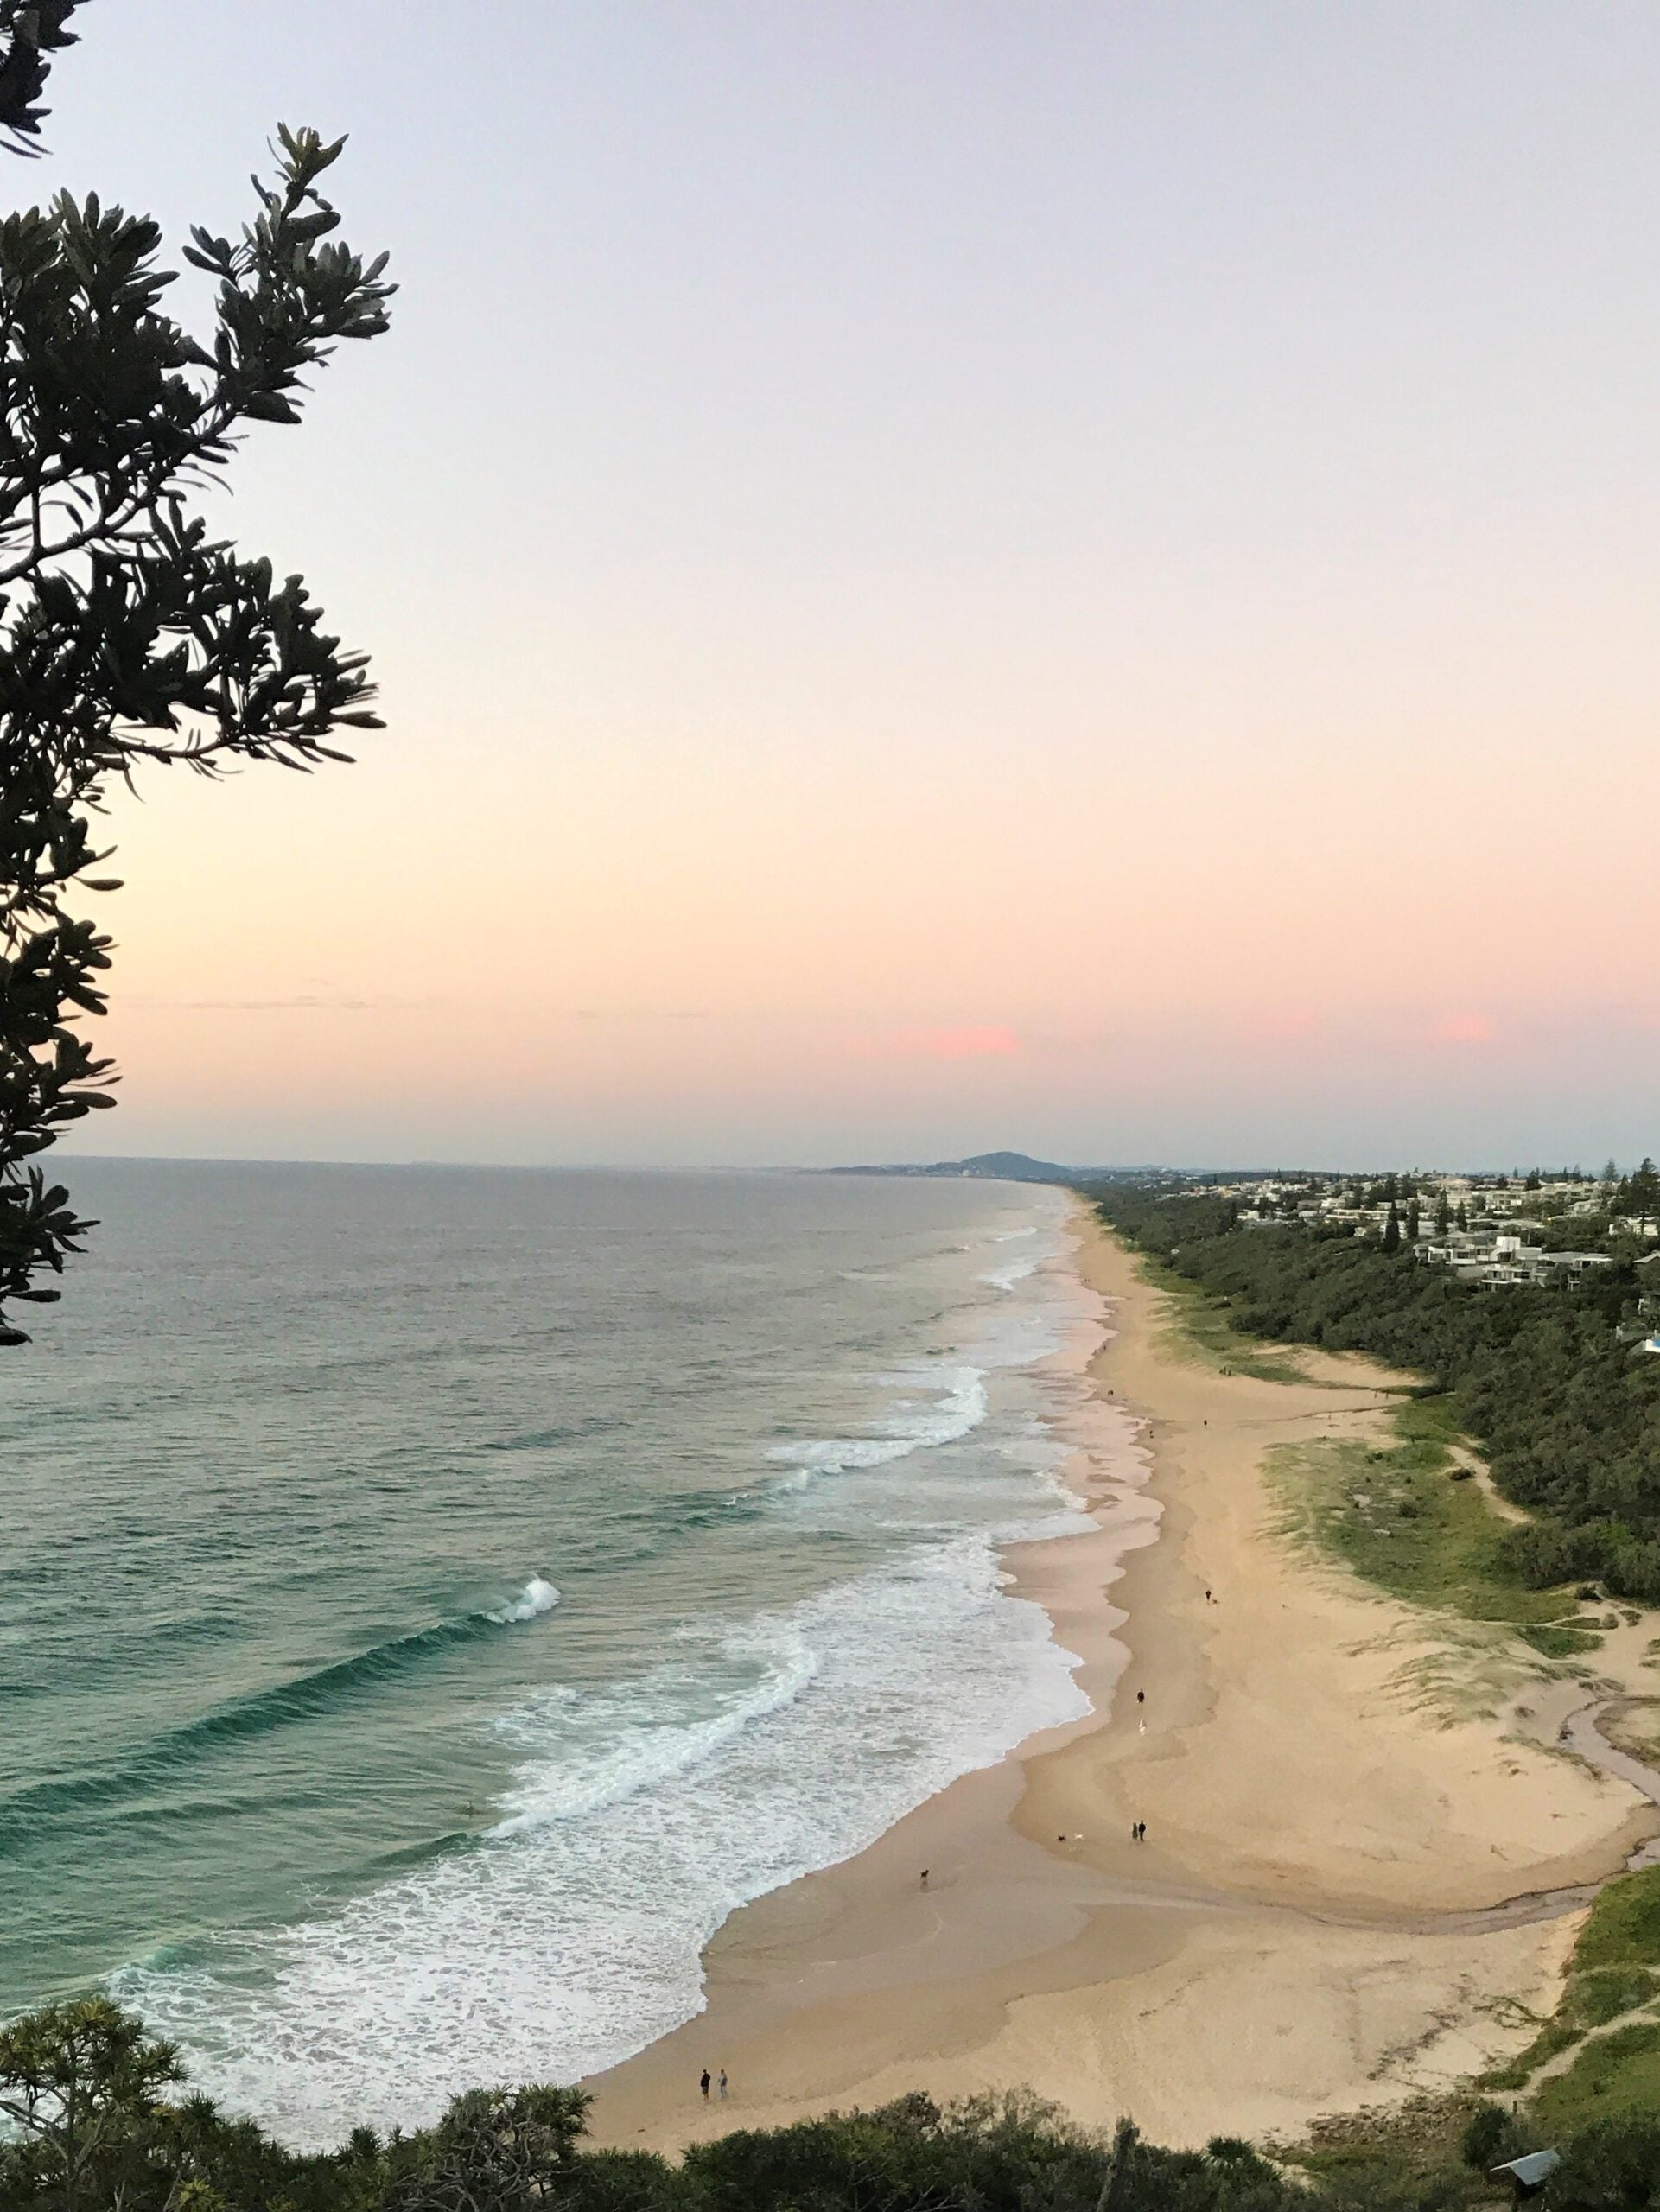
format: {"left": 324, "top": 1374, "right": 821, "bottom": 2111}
{"left": 6, "top": 1994, "right": 1660, "bottom": 2212}
{"left": 0, "top": 0, "right": 392, "bottom": 1340}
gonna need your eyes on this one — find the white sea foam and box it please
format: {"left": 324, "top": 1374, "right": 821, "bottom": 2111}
{"left": 980, "top": 1255, "right": 1039, "bottom": 1291}
{"left": 978, "top": 1220, "right": 1062, "bottom": 1295}
{"left": 765, "top": 1361, "right": 989, "bottom": 1486}
{"left": 109, "top": 1182, "right": 1116, "bottom": 2153}
{"left": 113, "top": 1534, "right": 1092, "bottom": 2149}
{"left": 487, "top": 1576, "right": 561, "bottom": 1624}
{"left": 487, "top": 1629, "right": 819, "bottom": 1834}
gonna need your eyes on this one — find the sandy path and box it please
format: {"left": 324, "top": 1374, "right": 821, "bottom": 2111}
{"left": 582, "top": 1211, "right": 1658, "bottom": 2152}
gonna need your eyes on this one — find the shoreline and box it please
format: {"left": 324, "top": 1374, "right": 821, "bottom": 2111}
{"left": 584, "top": 1203, "right": 1658, "bottom": 2152}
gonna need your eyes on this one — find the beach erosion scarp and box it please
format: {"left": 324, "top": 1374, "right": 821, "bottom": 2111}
{"left": 584, "top": 1204, "right": 1660, "bottom": 2152}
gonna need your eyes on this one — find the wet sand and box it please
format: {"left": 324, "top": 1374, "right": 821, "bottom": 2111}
{"left": 585, "top": 1209, "right": 1657, "bottom": 2151}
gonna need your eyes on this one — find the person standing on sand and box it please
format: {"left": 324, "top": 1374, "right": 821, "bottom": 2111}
{"left": 719, "top": 2069, "right": 728, "bottom": 2099}
{"left": 700, "top": 2069, "right": 710, "bottom": 2101}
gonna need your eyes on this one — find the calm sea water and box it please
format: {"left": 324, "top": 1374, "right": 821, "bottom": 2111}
{"left": 1, "top": 1164, "right": 1098, "bottom": 2145}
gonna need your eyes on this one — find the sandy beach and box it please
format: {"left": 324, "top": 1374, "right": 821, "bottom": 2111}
{"left": 585, "top": 1208, "right": 1659, "bottom": 2153}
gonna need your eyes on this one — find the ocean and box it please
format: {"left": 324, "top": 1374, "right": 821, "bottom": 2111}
{"left": 0, "top": 1163, "right": 1101, "bottom": 2146}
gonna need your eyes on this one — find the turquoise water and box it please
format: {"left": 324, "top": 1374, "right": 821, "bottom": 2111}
{"left": 1, "top": 1164, "right": 1098, "bottom": 2145}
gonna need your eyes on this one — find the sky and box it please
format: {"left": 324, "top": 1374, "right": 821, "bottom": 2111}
{"left": 33, "top": 1, "right": 1660, "bottom": 1168}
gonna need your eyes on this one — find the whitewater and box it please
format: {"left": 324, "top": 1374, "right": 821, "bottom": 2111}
{"left": 1, "top": 1165, "right": 1102, "bottom": 2147}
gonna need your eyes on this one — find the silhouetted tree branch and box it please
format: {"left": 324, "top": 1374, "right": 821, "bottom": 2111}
{"left": 0, "top": 6, "right": 392, "bottom": 1340}
{"left": 0, "top": 3, "right": 84, "bottom": 156}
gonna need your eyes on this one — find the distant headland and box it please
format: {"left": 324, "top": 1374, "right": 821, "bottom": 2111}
{"left": 824, "top": 1150, "right": 1154, "bottom": 1183}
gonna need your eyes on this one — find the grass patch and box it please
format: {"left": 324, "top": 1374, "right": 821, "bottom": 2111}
{"left": 1481, "top": 2018, "right": 1584, "bottom": 2092}
{"left": 1574, "top": 1866, "right": 1660, "bottom": 1974}
{"left": 1522, "top": 1624, "right": 1606, "bottom": 1657}
{"left": 1534, "top": 2021, "right": 1660, "bottom": 2134}
{"left": 1574, "top": 1967, "right": 1660, "bottom": 2025}
{"left": 1267, "top": 1398, "right": 1581, "bottom": 1634}
{"left": 1137, "top": 1257, "right": 1322, "bottom": 1386}
{"left": 1477, "top": 1872, "right": 1660, "bottom": 2112}
{"left": 1485, "top": 1964, "right": 1660, "bottom": 2090}
{"left": 1481, "top": 2016, "right": 1585, "bottom": 2091}
{"left": 1396, "top": 1394, "right": 1464, "bottom": 1449}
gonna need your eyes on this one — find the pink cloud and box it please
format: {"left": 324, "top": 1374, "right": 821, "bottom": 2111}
{"left": 904, "top": 1025, "right": 1021, "bottom": 1059}
{"left": 1432, "top": 1012, "right": 1494, "bottom": 1046}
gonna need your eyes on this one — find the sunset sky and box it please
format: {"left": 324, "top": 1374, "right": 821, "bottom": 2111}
{"left": 40, "top": 3, "right": 1660, "bottom": 1167}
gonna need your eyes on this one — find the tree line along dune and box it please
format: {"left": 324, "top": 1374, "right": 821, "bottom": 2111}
{"left": 1089, "top": 1183, "right": 1660, "bottom": 1605}
{"left": 9, "top": 1986, "right": 1660, "bottom": 2212}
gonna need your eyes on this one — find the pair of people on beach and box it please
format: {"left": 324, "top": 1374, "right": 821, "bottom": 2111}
{"left": 1130, "top": 1819, "right": 1147, "bottom": 1842}
{"left": 699, "top": 2068, "right": 728, "bottom": 2101}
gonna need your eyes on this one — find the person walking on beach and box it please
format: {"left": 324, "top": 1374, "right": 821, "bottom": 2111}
{"left": 919, "top": 1866, "right": 930, "bottom": 1888}
{"left": 719, "top": 2069, "right": 728, "bottom": 2100}
{"left": 700, "top": 2069, "right": 710, "bottom": 2101}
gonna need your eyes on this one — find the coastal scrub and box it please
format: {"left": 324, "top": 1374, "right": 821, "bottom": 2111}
{"left": 1265, "top": 1398, "right": 1587, "bottom": 1640}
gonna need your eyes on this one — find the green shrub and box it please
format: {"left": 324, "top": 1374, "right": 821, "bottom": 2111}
{"left": 1460, "top": 2102, "right": 1520, "bottom": 2170}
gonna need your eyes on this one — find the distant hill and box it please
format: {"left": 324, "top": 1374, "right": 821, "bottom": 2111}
{"left": 828, "top": 1150, "right": 1148, "bottom": 1184}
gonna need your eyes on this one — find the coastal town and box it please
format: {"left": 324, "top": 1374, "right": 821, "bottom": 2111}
{"left": 1221, "top": 1163, "right": 1660, "bottom": 1306}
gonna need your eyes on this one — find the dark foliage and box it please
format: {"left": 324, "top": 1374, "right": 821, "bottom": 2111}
{"left": 10, "top": 1997, "right": 1660, "bottom": 2212}
{"left": 378, "top": 2086, "right": 591, "bottom": 2212}
{"left": 0, "top": 3, "right": 83, "bottom": 157}
{"left": 679, "top": 2096, "right": 1295, "bottom": 2212}
{"left": 1548, "top": 2116, "right": 1660, "bottom": 2212}
{"left": 0, "top": 8, "right": 392, "bottom": 1340}
{"left": 1091, "top": 1187, "right": 1660, "bottom": 1603}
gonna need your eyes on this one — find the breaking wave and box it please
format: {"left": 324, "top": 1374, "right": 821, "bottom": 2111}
{"left": 487, "top": 1577, "right": 561, "bottom": 1624}
{"left": 113, "top": 1538, "right": 1091, "bottom": 2148}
